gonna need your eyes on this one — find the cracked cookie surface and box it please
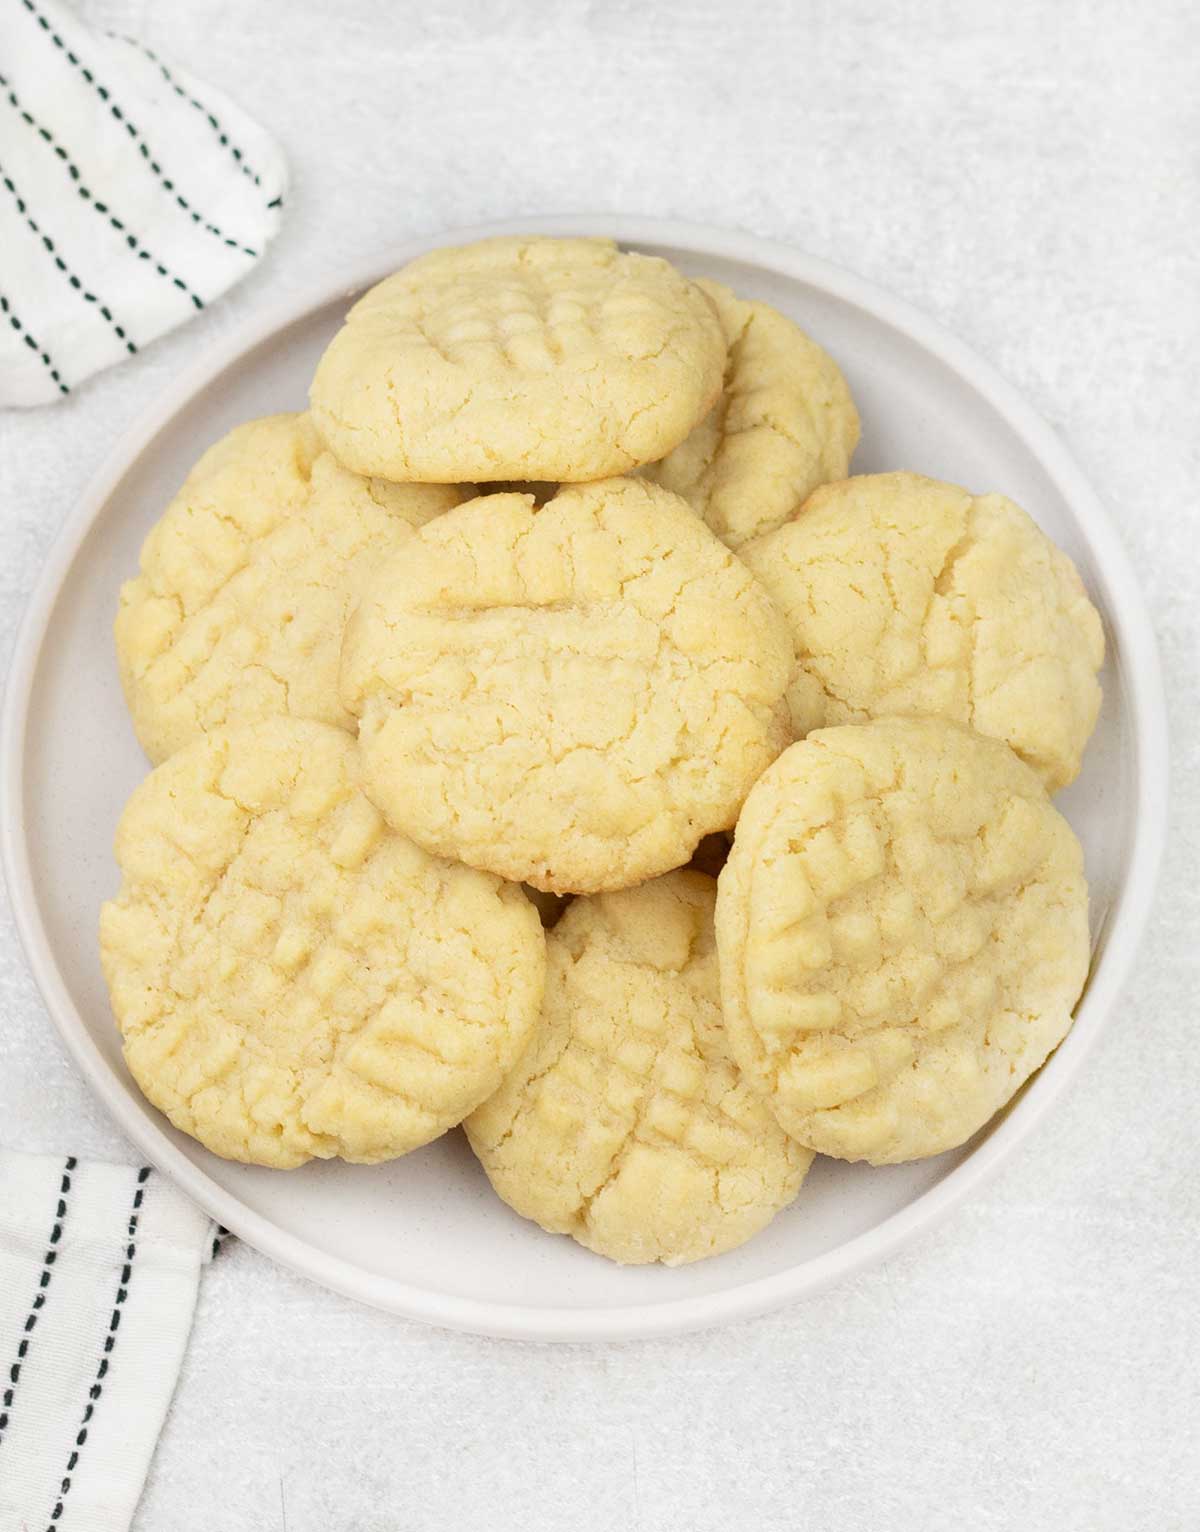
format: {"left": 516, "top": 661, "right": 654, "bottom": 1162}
{"left": 309, "top": 236, "right": 727, "bottom": 482}
{"left": 641, "top": 279, "right": 859, "bottom": 549}
{"left": 99, "top": 719, "right": 546, "bottom": 1168}
{"left": 115, "top": 413, "right": 467, "bottom": 764}
{"left": 340, "top": 478, "right": 795, "bottom": 892}
{"left": 740, "top": 472, "right": 1105, "bottom": 790}
{"left": 715, "top": 718, "right": 1090, "bottom": 1165}
{"left": 466, "top": 871, "right": 811, "bottom": 1265}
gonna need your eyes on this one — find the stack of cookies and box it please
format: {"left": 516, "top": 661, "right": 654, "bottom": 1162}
{"left": 100, "top": 236, "right": 1105, "bottom": 1266}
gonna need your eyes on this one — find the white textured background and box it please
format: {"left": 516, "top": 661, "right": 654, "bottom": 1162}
{"left": 2, "top": 1, "right": 1198, "bottom": 1527}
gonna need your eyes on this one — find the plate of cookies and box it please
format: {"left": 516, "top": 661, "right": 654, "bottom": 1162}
{"left": 2, "top": 217, "right": 1166, "bottom": 1339}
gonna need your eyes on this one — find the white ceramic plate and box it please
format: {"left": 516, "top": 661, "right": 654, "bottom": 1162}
{"left": 1, "top": 217, "right": 1167, "bottom": 1340}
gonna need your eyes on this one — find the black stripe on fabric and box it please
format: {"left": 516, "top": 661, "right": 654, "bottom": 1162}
{"left": 0, "top": 160, "right": 137, "bottom": 353}
{"left": 0, "top": 290, "right": 69, "bottom": 394}
{"left": 45, "top": 1166, "right": 151, "bottom": 1532}
{"left": 110, "top": 34, "right": 266, "bottom": 191}
{"left": 0, "top": 71, "right": 204, "bottom": 311}
{"left": 18, "top": 0, "right": 260, "bottom": 258}
{"left": 0, "top": 1157, "right": 77, "bottom": 1448}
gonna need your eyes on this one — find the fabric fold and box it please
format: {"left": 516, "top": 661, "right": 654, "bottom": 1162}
{"left": 0, "top": 0, "right": 287, "bottom": 406}
{"left": 0, "top": 1147, "right": 216, "bottom": 1532}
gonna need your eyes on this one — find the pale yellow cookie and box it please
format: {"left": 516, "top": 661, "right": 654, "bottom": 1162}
{"left": 115, "top": 414, "right": 467, "bottom": 764}
{"left": 740, "top": 472, "right": 1105, "bottom": 791}
{"left": 341, "top": 477, "right": 794, "bottom": 893}
{"left": 309, "top": 236, "right": 727, "bottom": 482}
{"left": 99, "top": 719, "right": 546, "bottom": 1168}
{"left": 642, "top": 280, "right": 859, "bottom": 549}
{"left": 716, "top": 718, "right": 1090, "bottom": 1165}
{"left": 467, "top": 871, "right": 812, "bottom": 1265}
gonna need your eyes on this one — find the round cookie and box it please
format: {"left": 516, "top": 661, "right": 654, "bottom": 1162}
{"left": 466, "top": 871, "right": 812, "bottom": 1266}
{"left": 739, "top": 472, "right": 1105, "bottom": 791}
{"left": 99, "top": 719, "right": 546, "bottom": 1168}
{"left": 641, "top": 279, "right": 859, "bottom": 549}
{"left": 716, "top": 717, "right": 1090, "bottom": 1165}
{"left": 309, "top": 236, "right": 727, "bottom": 483}
{"left": 115, "top": 414, "right": 467, "bottom": 764}
{"left": 340, "top": 477, "right": 795, "bottom": 893}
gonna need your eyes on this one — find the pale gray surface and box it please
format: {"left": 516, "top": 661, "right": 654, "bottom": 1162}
{"left": 0, "top": 1, "right": 1196, "bottom": 1527}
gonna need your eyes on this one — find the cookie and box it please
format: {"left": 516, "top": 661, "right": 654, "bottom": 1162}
{"left": 340, "top": 477, "right": 795, "bottom": 892}
{"left": 641, "top": 280, "right": 859, "bottom": 549}
{"left": 309, "top": 236, "right": 727, "bottom": 483}
{"left": 739, "top": 472, "right": 1105, "bottom": 790}
{"left": 115, "top": 413, "right": 467, "bottom": 764}
{"left": 466, "top": 871, "right": 811, "bottom": 1265}
{"left": 715, "top": 717, "right": 1090, "bottom": 1165}
{"left": 99, "top": 719, "right": 546, "bottom": 1168}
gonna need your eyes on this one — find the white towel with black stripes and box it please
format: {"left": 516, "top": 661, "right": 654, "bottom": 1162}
{"left": 0, "top": 1147, "right": 217, "bottom": 1531}
{"left": 0, "top": 0, "right": 286, "bottom": 406}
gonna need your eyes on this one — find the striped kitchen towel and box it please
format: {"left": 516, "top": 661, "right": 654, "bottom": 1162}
{"left": 0, "top": 0, "right": 287, "bottom": 407}
{"left": 0, "top": 1147, "right": 218, "bottom": 1531}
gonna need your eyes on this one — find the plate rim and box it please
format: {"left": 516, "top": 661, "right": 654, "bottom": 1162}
{"left": 0, "top": 214, "right": 1169, "bottom": 1341}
